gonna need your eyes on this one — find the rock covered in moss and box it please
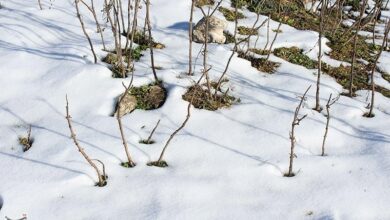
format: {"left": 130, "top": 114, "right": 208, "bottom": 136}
{"left": 133, "top": 85, "right": 166, "bottom": 110}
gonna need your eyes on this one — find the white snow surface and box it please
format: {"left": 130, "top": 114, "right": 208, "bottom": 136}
{"left": 0, "top": 1, "right": 390, "bottom": 220}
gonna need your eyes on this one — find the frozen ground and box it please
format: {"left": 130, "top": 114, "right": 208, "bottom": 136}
{"left": 0, "top": 0, "right": 389, "bottom": 219}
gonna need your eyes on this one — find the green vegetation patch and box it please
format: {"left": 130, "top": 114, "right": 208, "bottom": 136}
{"left": 129, "top": 82, "right": 167, "bottom": 110}
{"left": 273, "top": 46, "right": 389, "bottom": 97}
{"left": 195, "top": 0, "right": 215, "bottom": 7}
{"left": 18, "top": 136, "right": 33, "bottom": 152}
{"left": 382, "top": 73, "right": 390, "bottom": 83}
{"left": 274, "top": 47, "right": 317, "bottom": 69}
{"left": 249, "top": 48, "right": 271, "bottom": 55}
{"left": 182, "top": 84, "right": 237, "bottom": 111}
{"left": 147, "top": 160, "right": 168, "bottom": 167}
{"left": 231, "top": 0, "right": 378, "bottom": 63}
{"left": 238, "top": 51, "right": 280, "bottom": 73}
{"left": 218, "top": 6, "right": 245, "bottom": 21}
{"left": 238, "top": 26, "right": 258, "bottom": 35}
{"left": 223, "top": 31, "right": 236, "bottom": 44}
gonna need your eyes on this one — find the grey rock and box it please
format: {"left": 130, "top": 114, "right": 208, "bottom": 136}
{"left": 115, "top": 93, "right": 137, "bottom": 117}
{"left": 193, "top": 16, "right": 228, "bottom": 44}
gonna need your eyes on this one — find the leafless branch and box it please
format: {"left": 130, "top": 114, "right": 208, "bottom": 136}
{"left": 116, "top": 80, "right": 136, "bottom": 167}
{"left": 286, "top": 85, "right": 311, "bottom": 177}
{"left": 321, "top": 93, "right": 339, "bottom": 156}
{"left": 65, "top": 95, "right": 107, "bottom": 186}
{"left": 146, "top": 119, "right": 160, "bottom": 144}
{"left": 75, "top": 0, "right": 98, "bottom": 64}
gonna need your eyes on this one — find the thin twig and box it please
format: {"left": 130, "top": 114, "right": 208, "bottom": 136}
{"left": 65, "top": 95, "right": 106, "bottom": 186}
{"left": 146, "top": 119, "right": 161, "bottom": 144}
{"left": 321, "top": 93, "right": 339, "bottom": 156}
{"left": 116, "top": 80, "right": 136, "bottom": 167}
{"left": 286, "top": 86, "right": 311, "bottom": 177}
{"left": 75, "top": 0, "right": 98, "bottom": 63}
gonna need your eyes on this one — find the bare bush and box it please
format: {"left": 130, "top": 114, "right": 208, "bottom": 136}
{"left": 75, "top": 0, "right": 98, "bottom": 63}
{"left": 116, "top": 81, "right": 137, "bottom": 167}
{"left": 321, "top": 93, "right": 339, "bottom": 156}
{"left": 65, "top": 96, "right": 107, "bottom": 186}
{"left": 285, "top": 86, "right": 311, "bottom": 177}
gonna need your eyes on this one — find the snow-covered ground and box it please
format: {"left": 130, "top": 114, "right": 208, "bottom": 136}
{"left": 0, "top": 0, "right": 389, "bottom": 219}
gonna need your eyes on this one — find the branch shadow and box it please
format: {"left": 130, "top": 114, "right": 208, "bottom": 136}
{"left": 0, "top": 106, "right": 122, "bottom": 161}
{"left": 0, "top": 151, "right": 94, "bottom": 181}
{"left": 0, "top": 7, "right": 96, "bottom": 64}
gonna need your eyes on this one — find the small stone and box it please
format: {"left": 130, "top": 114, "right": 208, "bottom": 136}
{"left": 115, "top": 94, "right": 137, "bottom": 117}
{"left": 154, "top": 43, "right": 165, "bottom": 49}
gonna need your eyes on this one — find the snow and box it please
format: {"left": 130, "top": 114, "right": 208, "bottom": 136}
{"left": 0, "top": 0, "right": 390, "bottom": 220}
{"left": 378, "top": 51, "right": 390, "bottom": 74}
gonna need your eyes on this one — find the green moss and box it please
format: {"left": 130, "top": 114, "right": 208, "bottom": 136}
{"left": 94, "top": 175, "right": 108, "bottom": 187}
{"left": 218, "top": 6, "right": 245, "bottom": 21}
{"left": 238, "top": 26, "right": 258, "bottom": 35}
{"left": 327, "top": 32, "right": 377, "bottom": 63}
{"left": 382, "top": 73, "right": 390, "bottom": 83}
{"left": 271, "top": 46, "right": 373, "bottom": 96}
{"left": 272, "top": 28, "right": 283, "bottom": 33}
{"left": 223, "top": 31, "right": 235, "bottom": 44}
{"left": 230, "top": 0, "right": 251, "bottom": 9}
{"left": 236, "top": 0, "right": 377, "bottom": 64}
{"left": 249, "top": 48, "right": 270, "bottom": 55}
{"left": 238, "top": 51, "right": 280, "bottom": 73}
{"left": 125, "top": 30, "right": 165, "bottom": 49}
{"left": 18, "top": 136, "right": 32, "bottom": 152}
{"left": 127, "top": 45, "right": 148, "bottom": 61}
{"left": 120, "top": 161, "right": 136, "bottom": 168}
{"left": 376, "top": 86, "right": 390, "bottom": 98}
{"left": 325, "top": 64, "right": 369, "bottom": 94}
{"left": 104, "top": 45, "right": 149, "bottom": 78}
{"left": 129, "top": 82, "right": 167, "bottom": 110}
{"left": 274, "top": 47, "right": 317, "bottom": 69}
{"left": 111, "top": 64, "right": 128, "bottom": 78}
{"left": 231, "top": 0, "right": 387, "bottom": 99}
{"left": 102, "top": 53, "right": 118, "bottom": 65}
{"left": 132, "top": 30, "right": 151, "bottom": 47}
{"left": 345, "top": 0, "right": 361, "bottom": 10}
{"left": 147, "top": 160, "right": 168, "bottom": 167}
{"left": 182, "top": 84, "right": 237, "bottom": 111}
{"left": 195, "top": 0, "right": 215, "bottom": 7}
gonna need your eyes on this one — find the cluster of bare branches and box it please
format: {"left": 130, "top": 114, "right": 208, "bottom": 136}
{"left": 64, "top": 0, "right": 390, "bottom": 185}
{"left": 286, "top": 86, "right": 340, "bottom": 176}
{"left": 66, "top": 0, "right": 191, "bottom": 183}
{"left": 74, "top": 0, "right": 159, "bottom": 80}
